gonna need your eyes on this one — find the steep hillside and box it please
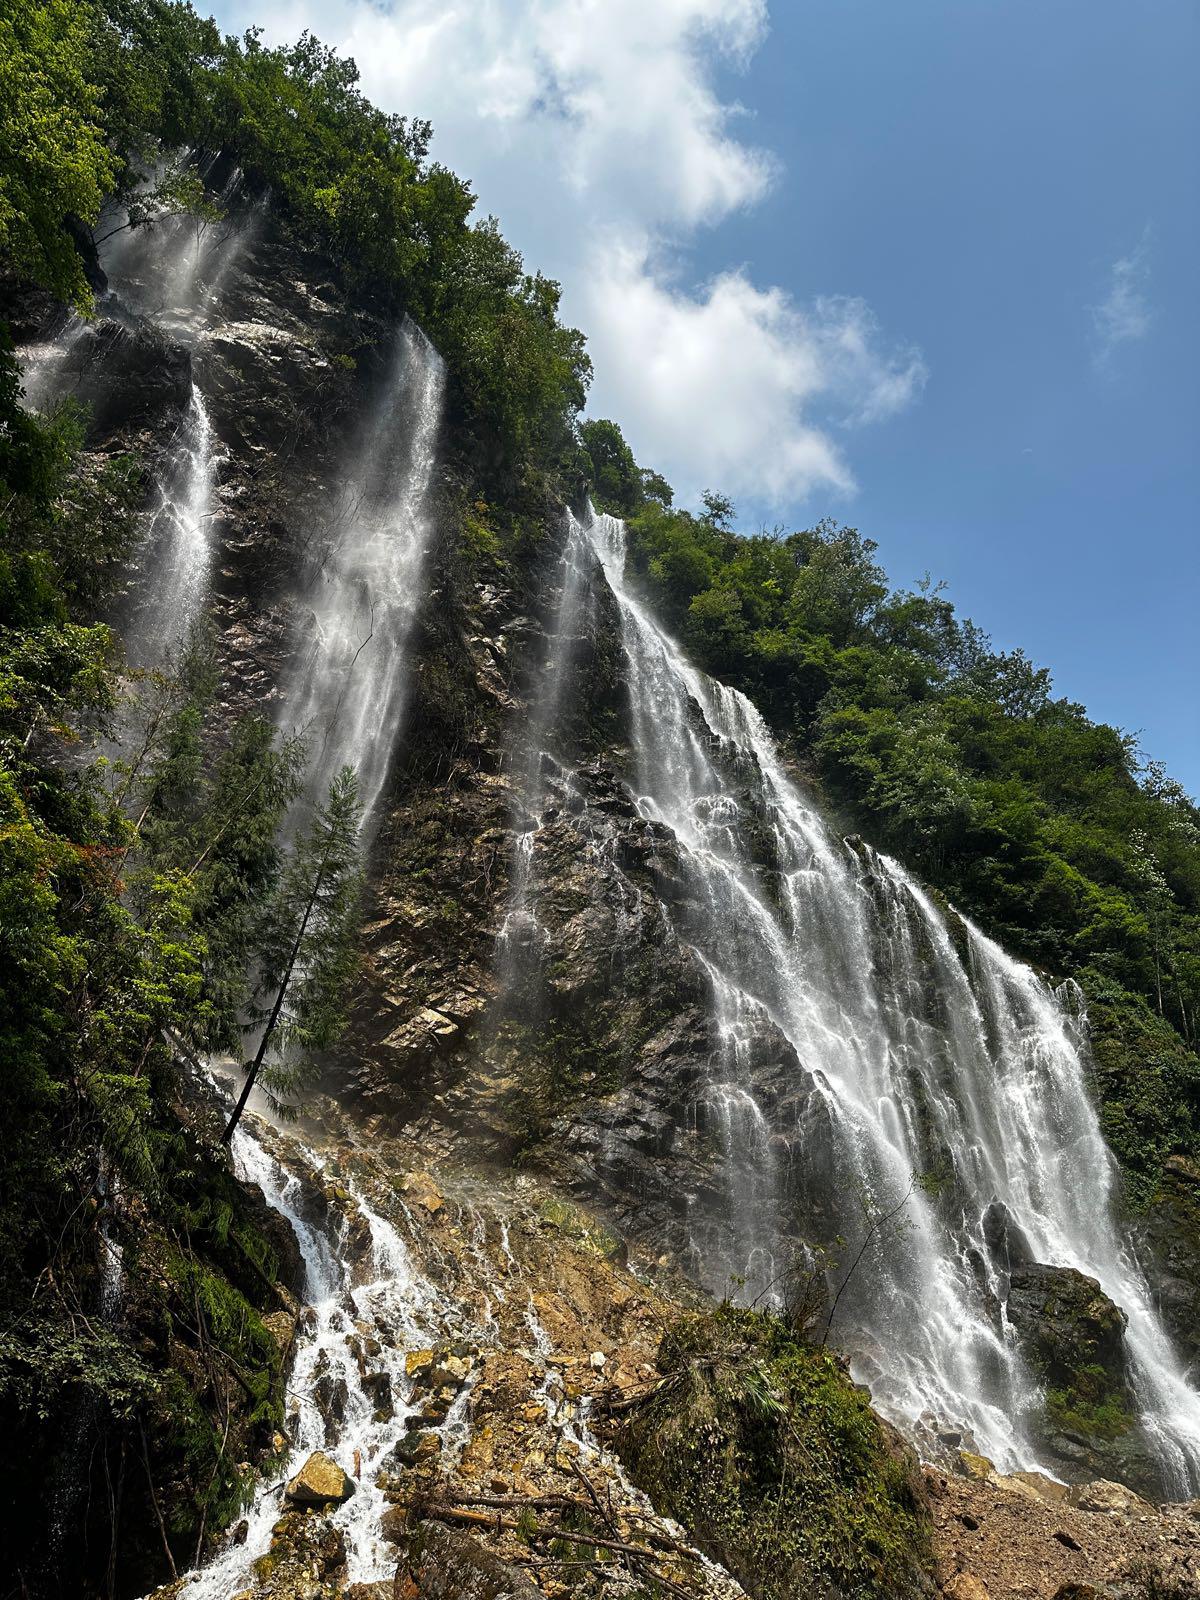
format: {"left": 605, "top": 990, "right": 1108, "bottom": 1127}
{"left": 3, "top": 5, "right": 1200, "bottom": 1599}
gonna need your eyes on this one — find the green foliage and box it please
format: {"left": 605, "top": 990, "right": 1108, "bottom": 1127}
{"left": 0, "top": 0, "right": 118, "bottom": 309}
{"left": 580, "top": 417, "right": 643, "bottom": 516}
{"left": 255, "top": 765, "right": 363, "bottom": 1074}
{"left": 536, "top": 1195, "right": 624, "bottom": 1261}
{"left": 129, "top": 632, "right": 307, "bottom": 1053}
{"left": 0, "top": 312, "right": 296, "bottom": 1586}
{"left": 1082, "top": 974, "right": 1200, "bottom": 1208}
{"left": 224, "top": 765, "right": 364, "bottom": 1138}
{"left": 1045, "top": 1366, "right": 1133, "bottom": 1443}
{"left": 0, "top": 1318, "right": 155, "bottom": 1421}
{"left": 618, "top": 1305, "right": 932, "bottom": 1600}
{"left": 73, "top": 4, "right": 593, "bottom": 485}
{"left": 0, "top": 0, "right": 594, "bottom": 484}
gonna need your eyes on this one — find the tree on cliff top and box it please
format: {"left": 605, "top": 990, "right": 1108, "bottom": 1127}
{"left": 0, "top": 0, "right": 117, "bottom": 310}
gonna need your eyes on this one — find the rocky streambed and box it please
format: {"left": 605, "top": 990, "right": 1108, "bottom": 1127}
{"left": 142, "top": 1094, "right": 1200, "bottom": 1600}
{"left": 148, "top": 1096, "right": 748, "bottom": 1600}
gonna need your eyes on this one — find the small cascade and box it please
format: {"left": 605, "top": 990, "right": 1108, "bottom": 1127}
{"left": 18, "top": 181, "right": 255, "bottom": 683}
{"left": 175, "top": 1125, "right": 444, "bottom": 1598}
{"left": 689, "top": 954, "right": 782, "bottom": 1301}
{"left": 499, "top": 511, "right": 596, "bottom": 951}
{"left": 122, "top": 383, "right": 220, "bottom": 666}
{"left": 278, "top": 321, "right": 444, "bottom": 830}
{"left": 575, "top": 504, "right": 1200, "bottom": 1495}
{"left": 18, "top": 314, "right": 88, "bottom": 412}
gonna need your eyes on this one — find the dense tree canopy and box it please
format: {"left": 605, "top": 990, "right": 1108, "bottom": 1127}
{"left": 1, "top": 0, "right": 591, "bottom": 487}
{"left": 83, "top": 0, "right": 591, "bottom": 482}
{"left": 0, "top": 0, "right": 118, "bottom": 308}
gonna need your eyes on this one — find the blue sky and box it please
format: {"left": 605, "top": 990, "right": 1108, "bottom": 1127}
{"left": 712, "top": 0, "right": 1199, "bottom": 790}
{"left": 209, "top": 0, "right": 1198, "bottom": 788}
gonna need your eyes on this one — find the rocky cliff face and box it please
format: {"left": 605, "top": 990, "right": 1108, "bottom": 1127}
{"left": 16, "top": 186, "right": 1200, "bottom": 1599}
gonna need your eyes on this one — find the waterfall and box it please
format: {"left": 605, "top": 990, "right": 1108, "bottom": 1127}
{"left": 98, "top": 158, "right": 256, "bottom": 334}
{"left": 174, "top": 1127, "right": 442, "bottom": 1598}
{"left": 139, "top": 318, "right": 445, "bottom": 1590}
{"left": 18, "top": 179, "right": 256, "bottom": 672}
{"left": 498, "top": 511, "right": 596, "bottom": 961}
{"left": 18, "top": 314, "right": 88, "bottom": 412}
{"left": 278, "top": 321, "right": 444, "bottom": 831}
{"left": 576, "top": 504, "right": 1200, "bottom": 1495}
{"left": 122, "top": 384, "right": 219, "bottom": 666}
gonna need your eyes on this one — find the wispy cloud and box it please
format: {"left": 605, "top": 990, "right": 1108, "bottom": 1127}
{"left": 1091, "top": 230, "right": 1153, "bottom": 369}
{"left": 215, "top": 0, "right": 926, "bottom": 507}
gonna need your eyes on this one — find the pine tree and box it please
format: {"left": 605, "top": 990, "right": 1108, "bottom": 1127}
{"left": 125, "top": 627, "right": 308, "bottom": 1056}
{"left": 222, "top": 766, "right": 364, "bottom": 1143}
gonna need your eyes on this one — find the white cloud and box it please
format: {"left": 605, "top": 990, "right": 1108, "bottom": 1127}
{"left": 216, "top": 0, "right": 925, "bottom": 506}
{"left": 1091, "top": 232, "right": 1152, "bottom": 369}
{"left": 581, "top": 253, "right": 926, "bottom": 502}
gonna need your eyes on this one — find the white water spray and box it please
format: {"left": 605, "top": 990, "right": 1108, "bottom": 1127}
{"left": 98, "top": 159, "right": 257, "bottom": 335}
{"left": 123, "top": 384, "right": 219, "bottom": 666}
{"left": 278, "top": 321, "right": 444, "bottom": 830}
{"left": 175, "top": 1128, "right": 442, "bottom": 1598}
{"left": 498, "top": 511, "right": 597, "bottom": 957}
{"left": 577, "top": 504, "right": 1200, "bottom": 1494}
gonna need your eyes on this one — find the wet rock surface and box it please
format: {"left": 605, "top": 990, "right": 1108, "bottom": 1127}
{"left": 248, "top": 1510, "right": 348, "bottom": 1599}
{"left": 143, "top": 1111, "right": 1200, "bottom": 1600}
{"left": 1006, "top": 1265, "right": 1130, "bottom": 1385}
{"left": 149, "top": 1111, "right": 750, "bottom": 1600}
{"left": 286, "top": 1452, "right": 357, "bottom": 1507}
{"left": 19, "top": 174, "right": 1200, "bottom": 1600}
{"left": 1140, "top": 1156, "right": 1200, "bottom": 1378}
{"left": 394, "top": 1523, "right": 540, "bottom": 1600}
{"left": 1004, "top": 1264, "right": 1155, "bottom": 1491}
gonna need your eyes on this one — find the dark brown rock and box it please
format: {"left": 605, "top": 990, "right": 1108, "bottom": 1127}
{"left": 1006, "top": 1262, "right": 1129, "bottom": 1390}
{"left": 393, "top": 1522, "right": 540, "bottom": 1600}
{"left": 1139, "top": 1156, "right": 1200, "bottom": 1378}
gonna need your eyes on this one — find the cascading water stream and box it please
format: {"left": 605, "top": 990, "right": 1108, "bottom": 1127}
{"left": 575, "top": 503, "right": 1200, "bottom": 1495}
{"left": 18, "top": 173, "right": 256, "bottom": 672}
{"left": 98, "top": 158, "right": 257, "bottom": 334}
{"left": 177, "top": 1129, "right": 442, "bottom": 1599}
{"left": 278, "top": 320, "right": 444, "bottom": 830}
{"left": 18, "top": 315, "right": 88, "bottom": 412}
{"left": 54, "top": 181, "right": 456, "bottom": 1591}
{"left": 498, "top": 510, "right": 596, "bottom": 960}
{"left": 168, "top": 327, "right": 447, "bottom": 1589}
{"left": 122, "top": 383, "right": 219, "bottom": 666}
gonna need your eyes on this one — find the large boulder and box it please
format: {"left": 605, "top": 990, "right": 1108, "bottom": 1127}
{"left": 616, "top": 1306, "right": 933, "bottom": 1600}
{"left": 393, "top": 1522, "right": 539, "bottom": 1600}
{"left": 283, "top": 1451, "right": 356, "bottom": 1506}
{"left": 1063, "top": 1477, "right": 1154, "bottom": 1516}
{"left": 1138, "top": 1155, "right": 1200, "bottom": 1379}
{"left": 47, "top": 317, "right": 193, "bottom": 438}
{"left": 1005, "top": 1263, "right": 1159, "bottom": 1493}
{"left": 1006, "top": 1262, "right": 1129, "bottom": 1388}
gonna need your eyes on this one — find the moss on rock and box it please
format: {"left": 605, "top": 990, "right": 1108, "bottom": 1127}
{"left": 614, "top": 1305, "right": 933, "bottom": 1600}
